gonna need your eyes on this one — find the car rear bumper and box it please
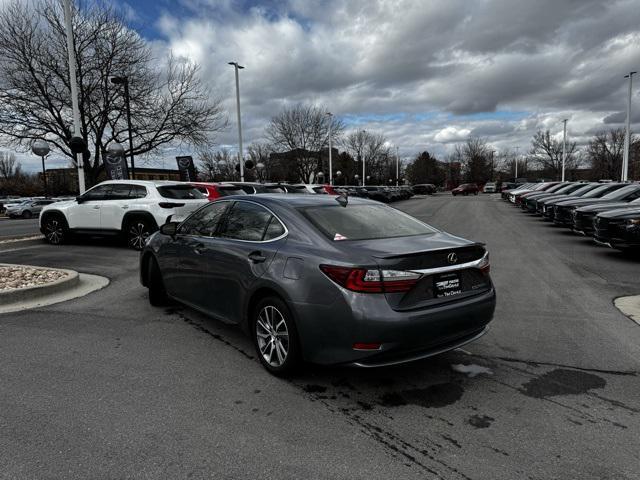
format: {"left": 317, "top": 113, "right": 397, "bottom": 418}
{"left": 292, "top": 287, "right": 496, "bottom": 366}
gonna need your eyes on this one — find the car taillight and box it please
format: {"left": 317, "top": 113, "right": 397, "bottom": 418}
{"left": 478, "top": 252, "right": 490, "bottom": 275}
{"left": 319, "top": 265, "right": 421, "bottom": 293}
{"left": 158, "top": 202, "right": 186, "bottom": 208}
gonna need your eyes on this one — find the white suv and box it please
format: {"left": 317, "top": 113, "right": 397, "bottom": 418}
{"left": 39, "top": 180, "right": 208, "bottom": 249}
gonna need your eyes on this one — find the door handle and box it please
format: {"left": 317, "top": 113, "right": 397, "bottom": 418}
{"left": 122, "top": 205, "right": 129, "bottom": 209}
{"left": 92, "top": 205, "right": 100, "bottom": 209}
{"left": 193, "top": 243, "right": 205, "bottom": 255}
{"left": 248, "top": 251, "right": 266, "bottom": 263}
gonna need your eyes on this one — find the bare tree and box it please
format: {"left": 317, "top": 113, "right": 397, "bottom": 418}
{"left": 529, "top": 130, "right": 579, "bottom": 179}
{"left": 197, "top": 148, "right": 238, "bottom": 182}
{"left": 586, "top": 129, "right": 627, "bottom": 181}
{"left": 265, "top": 104, "right": 344, "bottom": 183}
{"left": 0, "top": 0, "right": 227, "bottom": 185}
{"left": 456, "top": 137, "right": 492, "bottom": 184}
{"left": 342, "top": 130, "right": 390, "bottom": 183}
{"left": 0, "top": 151, "right": 20, "bottom": 180}
{"left": 247, "top": 142, "right": 274, "bottom": 181}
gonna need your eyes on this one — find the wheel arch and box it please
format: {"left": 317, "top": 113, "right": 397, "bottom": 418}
{"left": 243, "top": 283, "right": 296, "bottom": 336}
{"left": 139, "top": 250, "right": 155, "bottom": 287}
{"left": 121, "top": 211, "right": 159, "bottom": 232}
{"left": 39, "top": 209, "right": 67, "bottom": 228}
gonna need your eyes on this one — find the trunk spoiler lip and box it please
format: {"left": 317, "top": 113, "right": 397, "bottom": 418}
{"left": 370, "top": 241, "right": 486, "bottom": 260}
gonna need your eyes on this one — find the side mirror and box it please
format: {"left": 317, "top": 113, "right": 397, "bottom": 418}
{"left": 76, "top": 195, "right": 85, "bottom": 204}
{"left": 160, "top": 221, "right": 179, "bottom": 236}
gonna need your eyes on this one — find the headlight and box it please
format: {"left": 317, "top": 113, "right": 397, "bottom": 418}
{"left": 628, "top": 218, "right": 640, "bottom": 225}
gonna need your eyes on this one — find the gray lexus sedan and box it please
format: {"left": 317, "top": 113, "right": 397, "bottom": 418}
{"left": 140, "top": 195, "right": 496, "bottom": 375}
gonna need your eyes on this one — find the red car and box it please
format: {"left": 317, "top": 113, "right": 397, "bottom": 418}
{"left": 452, "top": 183, "right": 479, "bottom": 196}
{"left": 190, "top": 182, "right": 247, "bottom": 201}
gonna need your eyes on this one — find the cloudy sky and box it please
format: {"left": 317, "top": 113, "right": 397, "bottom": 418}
{"left": 17, "top": 0, "right": 640, "bottom": 170}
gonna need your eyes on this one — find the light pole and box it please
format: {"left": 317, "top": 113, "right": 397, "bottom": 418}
{"left": 622, "top": 71, "right": 636, "bottom": 182}
{"left": 32, "top": 140, "right": 50, "bottom": 196}
{"left": 361, "top": 129, "right": 366, "bottom": 186}
{"left": 395, "top": 146, "right": 399, "bottom": 186}
{"left": 561, "top": 119, "right": 568, "bottom": 182}
{"left": 514, "top": 146, "right": 520, "bottom": 180}
{"left": 62, "top": 0, "right": 86, "bottom": 193}
{"left": 111, "top": 76, "right": 135, "bottom": 179}
{"left": 229, "top": 62, "right": 245, "bottom": 182}
{"left": 326, "top": 112, "right": 333, "bottom": 185}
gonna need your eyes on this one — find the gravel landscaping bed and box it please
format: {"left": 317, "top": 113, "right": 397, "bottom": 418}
{"left": 0, "top": 265, "right": 70, "bottom": 291}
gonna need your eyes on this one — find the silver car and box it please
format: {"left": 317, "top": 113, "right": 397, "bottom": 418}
{"left": 6, "top": 199, "right": 55, "bottom": 219}
{"left": 140, "top": 195, "right": 496, "bottom": 375}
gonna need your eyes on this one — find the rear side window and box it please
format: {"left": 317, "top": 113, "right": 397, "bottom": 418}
{"left": 219, "top": 202, "right": 284, "bottom": 241}
{"left": 312, "top": 187, "right": 328, "bottom": 194}
{"left": 157, "top": 185, "right": 204, "bottom": 199}
{"left": 262, "top": 186, "right": 286, "bottom": 194}
{"left": 131, "top": 185, "right": 147, "bottom": 198}
{"left": 300, "top": 204, "right": 437, "bottom": 241}
{"left": 108, "top": 184, "right": 132, "bottom": 199}
{"left": 285, "top": 186, "right": 310, "bottom": 194}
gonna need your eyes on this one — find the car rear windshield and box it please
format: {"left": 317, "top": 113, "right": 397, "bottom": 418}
{"left": 218, "top": 186, "right": 246, "bottom": 196}
{"left": 299, "top": 204, "right": 438, "bottom": 241}
{"left": 262, "top": 186, "right": 286, "bottom": 193}
{"left": 285, "top": 186, "right": 310, "bottom": 194}
{"left": 157, "top": 185, "right": 204, "bottom": 199}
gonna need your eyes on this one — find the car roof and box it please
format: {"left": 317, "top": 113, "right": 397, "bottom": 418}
{"left": 220, "top": 193, "right": 378, "bottom": 208}
{"left": 96, "top": 179, "right": 189, "bottom": 187}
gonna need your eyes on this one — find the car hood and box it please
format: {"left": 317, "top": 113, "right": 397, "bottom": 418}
{"left": 598, "top": 207, "right": 640, "bottom": 220}
{"left": 554, "top": 198, "right": 620, "bottom": 208}
{"left": 577, "top": 202, "right": 639, "bottom": 213}
{"left": 538, "top": 194, "right": 579, "bottom": 204}
{"left": 343, "top": 231, "right": 475, "bottom": 259}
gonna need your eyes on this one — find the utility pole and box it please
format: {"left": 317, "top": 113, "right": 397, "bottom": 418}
{"left": 229, "top": 62, "right": 245, "bottom": 182}
{"left": 622, "top": 72, "right": 636, "bottom": 182}
{"left": 62, "top": 0, "right": 85, "bottom": 193}
{"left": 562, "top": 119, "right": 568, "bottom": 182}
{"left": 396, "top": 146, "right": 400, "bottom": 186}
{"left": 326, "top": 112, "right": 333, "bottom": 185}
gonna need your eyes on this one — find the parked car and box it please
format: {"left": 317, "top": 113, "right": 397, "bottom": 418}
{"left": 542, "top": 183, "right": 627, "bottom": 221}
{"left": 412, "top": 184, "right": 436, "bottom": 195}
{"left": 535, "top": 183, "right": 602, "bottom": 215}
{"left": 510, "top": 182, "right": 561, "bottom": 205}
{"left": 521, "top": 182, "right": 587, "bottom": 212}
{"left": 572, "top": 190, "right": 640, "bottom": 235}
{"left": 191, "top": 182, "right": 247, "bottom": 200}
{"left": 483, "top": 182, "right": 497, "bottom": 193}
{"left": 554, "top": 184, "right": 640, "bottom": 231}
{"left": 501, "top": 182, "right": 535, "bottom": 200}
{"left": 363, "top": 186, "right": 391, "bottom": 202}
{"left": 5, "top": 199, "right": 56, "bottom": 218}
{"left": 451, "top": 183, "right": 479, "bottom": 196}
{"left": 594, "top": 207, "right": 640, "bottom": 251}
{"left": 39, "top": 180, "right": 208, "bottom": 249}
{"left": 140, "top": 195, "right": 495, "bottom": 374}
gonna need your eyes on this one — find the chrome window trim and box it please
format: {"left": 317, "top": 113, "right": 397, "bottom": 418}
{"left": 179, "top": 199, "right": 289, "bottom": 243}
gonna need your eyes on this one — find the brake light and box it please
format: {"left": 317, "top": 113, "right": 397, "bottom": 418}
{"left": 478, "top": 253, "right": 490, "bottom": 275}
{"left": 158, "top": 202, "right": 185, "bottom": 208}
{"left": 319, "top": 265, "right": 421, "bottom": 293}
{"left": 353, "top": 342, "right": 382, "bottom": 351}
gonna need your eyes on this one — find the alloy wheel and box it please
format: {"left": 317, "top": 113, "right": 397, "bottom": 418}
{"left": 128, "top": 221, "right": 150, "bottom": 250}
{"left": 45, "top": 219, "right": 63, "bottom": 244}
{"left": 256, "top": 305, "right": 289, "bottom": 367}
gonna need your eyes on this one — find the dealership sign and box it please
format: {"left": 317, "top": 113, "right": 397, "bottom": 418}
{"left": 104, "top": 151, "right": 129, "bottom": 180}
{"left": 176, "top": 156, "right": 197, "bottom": 181}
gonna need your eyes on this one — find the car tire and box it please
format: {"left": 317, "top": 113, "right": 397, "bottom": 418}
{"left": 42, "top": 213, "right": 69, "bottom": 245}
{"left": 252, "top": 296, "right": 301, "bottom": 376}
{"left": 147, "top": 256, "right": 169, "bottom": 306}
{"left": 125, "top": 217, "right": 156, "bottom": 250}
{"left": 21, "top": 210, "right": 32, "bottom": 219}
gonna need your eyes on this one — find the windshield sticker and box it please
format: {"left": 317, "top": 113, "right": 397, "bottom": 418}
{"left": 333, "top": 233, "right": 348, "bottom": 241}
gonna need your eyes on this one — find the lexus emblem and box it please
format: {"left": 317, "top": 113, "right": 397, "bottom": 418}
{"left": 447, "top": 252, "right": 458, "bottom": 264}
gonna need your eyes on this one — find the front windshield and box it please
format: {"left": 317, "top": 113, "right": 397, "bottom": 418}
{"left": 601, "top": 185, "right": 639, "bottom": 200}
{"left": 571, "top": 184, "right": 598, "bottom": 196}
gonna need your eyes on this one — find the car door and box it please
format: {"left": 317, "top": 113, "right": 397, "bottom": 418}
{"left": 192, "top": 201, "right": 287, "bottom": 323}
{"left": 161, "top": 201, "right": 231, "bottom": 304}
{"left": 66, "top": 185, "right": 111, "bottom": 229}
{"left": 100, "top": 184, "right": 146, "bottom": 231}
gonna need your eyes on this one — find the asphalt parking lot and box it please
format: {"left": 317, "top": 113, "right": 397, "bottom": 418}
{"left": 0, "top": 217, "right": 40, "bottom": 239}
{"left": 1, "top": 194, "right": 639, "bottom": 480}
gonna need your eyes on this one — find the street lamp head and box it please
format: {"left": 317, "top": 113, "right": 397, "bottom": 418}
{"left": 256, "top": 162, "right": 265, "bottom": 171}
{"left": 32, "top": 139, "right": 50, "bottom": 156}
{"left": 229, "top": 62, "right": 244, "bottom": 69}
{"left": 106, "top": 142, "right": 125, "bottom": 156}
{"left": 110, "top": 76, "right": 127, "bottom": 85}
{"left": 336, "top": 170, "right": 342, "bottom": 176}
{"left": 624, "top": 72, "right": 637, "bottom": 78}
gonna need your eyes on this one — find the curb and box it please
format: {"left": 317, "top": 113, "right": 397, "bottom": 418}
{"left": 614, "top": 295, "right": 640, "bottom": 326}
{"left": 0, "top": 264, "right": 79, "bottom": 306}
{"left": 0, "top": 234, "right": 44, "bottom": 244}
